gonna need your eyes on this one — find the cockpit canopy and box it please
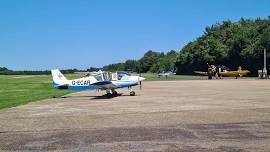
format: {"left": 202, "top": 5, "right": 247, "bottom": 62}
{"left": 115, "top": 71, "right": 131, "bottom": 80}
{"left": 93, "top": 71, "right": 131, "bottom": 81}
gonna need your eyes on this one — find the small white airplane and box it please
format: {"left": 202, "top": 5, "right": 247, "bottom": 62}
{"left": 51, "top": 69, "right": 145, "bottom": 97}
{"left": 157, "top": 71, "right": 176, "bottom": 78}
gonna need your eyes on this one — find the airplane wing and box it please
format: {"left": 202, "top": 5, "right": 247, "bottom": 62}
{"left": 194, "top": 71, "right": 208, "bottom": 75}
{"left": 220, "top": 71, "right": 239, "bottom": 77}
{"left": 91, "top": 81, "right": 117, "bottom": 90}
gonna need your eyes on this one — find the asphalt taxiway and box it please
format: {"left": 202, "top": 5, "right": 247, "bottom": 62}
{"left": 0, "top": 79, "right": 270, "bottom": 151}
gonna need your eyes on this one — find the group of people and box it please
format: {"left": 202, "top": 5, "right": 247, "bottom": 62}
{"left": 207, "top": 64, "right": 231, "bottom": 79}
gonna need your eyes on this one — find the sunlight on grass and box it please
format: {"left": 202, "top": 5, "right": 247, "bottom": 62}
{"left": 0, "top": 73, "right": 201, "bottom": 109}
{"left": 0, "top": 75, "right": 77, "bottom": 109}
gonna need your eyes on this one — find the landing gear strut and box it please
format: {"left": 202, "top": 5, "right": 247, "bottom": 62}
{"left": 106, "top": 90, "right": 112, "bottom": 98}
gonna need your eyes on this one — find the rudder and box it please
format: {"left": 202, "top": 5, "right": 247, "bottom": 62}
{"left": 51, "top": 69, "right": 69, "bottom": 86}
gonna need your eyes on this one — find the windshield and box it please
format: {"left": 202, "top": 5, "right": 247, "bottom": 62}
{"left": 94, "top": 73, "right": 103, "bottom": 81}
{"left": 94, "top": 72, "right": 110, "bottom": 81}
{"left": 117, "top": 71, "right": 131, "bottom": 80}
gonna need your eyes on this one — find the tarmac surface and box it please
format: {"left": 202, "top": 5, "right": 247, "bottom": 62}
{"left": 1, "top": 79, "right": 270, "bottom": 151}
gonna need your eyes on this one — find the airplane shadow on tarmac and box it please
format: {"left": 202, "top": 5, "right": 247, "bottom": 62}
{"left": 60, "top": 94, "right": 132, "bottom": 100}
{"left": 90, "top": 94, "right": 131, "bottom": 100}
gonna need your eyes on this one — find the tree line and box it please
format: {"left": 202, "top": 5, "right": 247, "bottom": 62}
{"left": 0, "top": 50, "right": 178, "bottom": 75}
{"left": 100, "top": 50, "right": 178, "bottom": 73}
{"left": 176, "top": 17, "right": 270, "bottom": 75}
{"left": 0, "top": 67, "right": 77, "bottom": 75}
{"left": 97, "top": 17, "right": 270, "bottom": 75}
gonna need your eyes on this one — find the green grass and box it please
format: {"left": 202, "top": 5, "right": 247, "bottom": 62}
{"left": 0, "top": 74, "right": 84, "bottom": 109}
{"left": 0, "top": 73, "right": 202, "bottom": 109}
{"left": 139, "top": 73, "right": 204, "bottom": 81}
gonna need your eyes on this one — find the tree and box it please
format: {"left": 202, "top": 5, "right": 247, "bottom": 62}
{"left": 124, "top": 60, "right": 138, "bottom": 72}
{"left": 103, "top": 63, "right": 125, "bottom": 72}
{"left": 138, "top": 50, "right": 162, "bottom": 73}
{"left": 0, "top": 67, "right": 9, "bottom": 71}
{"left": 176, "top": 17, "right": 270, "bottom": 75}
{"left": 87, "top": 67, "right": 99, "bottom": 72}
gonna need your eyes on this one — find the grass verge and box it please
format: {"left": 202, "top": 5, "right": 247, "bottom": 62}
{"left": 0, "top": 74, "right": 84, "bottom": 109}
{"left": 0, "top": 73, "right": 202, "bottom": 109}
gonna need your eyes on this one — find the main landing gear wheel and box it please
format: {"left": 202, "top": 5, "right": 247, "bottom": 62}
{"left": 112, "top": 91, "right": 118, "bottom": 97}
{"left": 130, "top": 91, "right": 136, "bottom": 96}
{"left": 106, "top": 93, "right": 112, "bottom": 98}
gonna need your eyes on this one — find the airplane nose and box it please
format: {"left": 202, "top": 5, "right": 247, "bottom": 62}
{"left": 139, "top": 77, "right": 146, "bottom": 81}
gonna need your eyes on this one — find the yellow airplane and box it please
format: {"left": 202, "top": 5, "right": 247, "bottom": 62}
{"left": 194, "top": 65, "right": 250, "bottom": 79}
{"left": 219, "top": 66, "right": 250, "bottom": 78}
{"left": 194, "top": 64, "right": 217, "bottom": 79}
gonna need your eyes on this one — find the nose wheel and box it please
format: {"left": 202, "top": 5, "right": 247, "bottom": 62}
{"left": 130, "top": 91, "right": 135, "bottom": 96}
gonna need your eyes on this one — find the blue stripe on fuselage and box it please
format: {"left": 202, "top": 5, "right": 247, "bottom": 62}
{"left": 67, "top": 85, "right": 96, "bottom": 90}
{"left": 91, "top": 81, "right": 112, "bottom": 85}
{"left": 53, "top": 82, "right": 60, "bottom": 88}
{"left": 53, "top": 81, "right": 138, "bottom": 90}
{"left": 52, "top": 82, "right": 96, "bottom": 90}
{"left": 116, "top": 83, "right": 138, "bottom": 88}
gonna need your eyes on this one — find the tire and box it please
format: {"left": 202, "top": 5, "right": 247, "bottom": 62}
{"left": 106, "top": 93, "right": 112, "bottom": 98}
{"left": 130, "top": 91, "right": 135, "bottom": 96}
{"left": 112, "top": 91, "right": 118, "bottom": 97}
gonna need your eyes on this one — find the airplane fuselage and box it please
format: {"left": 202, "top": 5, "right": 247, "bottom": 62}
{"left": 53, "top": 74, "right": 143, "bottom": 90}
{"left": 219, "top": 70, "right": 250, "bottom": 77}
{"left": 51, "top": 69, "right": 145, "bottom": 96}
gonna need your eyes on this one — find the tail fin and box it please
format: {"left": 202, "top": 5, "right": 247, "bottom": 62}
{"left": 51, "top": 69, "right": 69, "bottom": 86}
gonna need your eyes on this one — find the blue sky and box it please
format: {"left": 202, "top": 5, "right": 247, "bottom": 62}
{"left": 0, "top": 0, "right": 269, "bottom": 70}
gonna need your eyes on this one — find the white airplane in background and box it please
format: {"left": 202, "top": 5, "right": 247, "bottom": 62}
{"left": 157, "top": 71, "right": 176, "bottom": 78}
{"left": 51, "top": 69, "right": 145, "bottom": 97}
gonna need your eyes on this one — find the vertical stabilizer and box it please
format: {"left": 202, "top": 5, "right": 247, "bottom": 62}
{"left": 51, "top": 69, "right": 69, "bottom": 86}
